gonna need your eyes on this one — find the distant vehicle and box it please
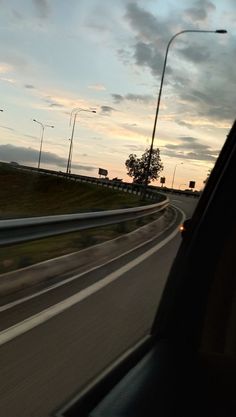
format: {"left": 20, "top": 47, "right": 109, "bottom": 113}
{"left": 99, "top": 176, "right": 109, "bottom": 181}
{"left": 10, "top": 161, "right": 19, "bottom": 166}
{"left": 112, "top": 177, "right": 123, "bottom": 182}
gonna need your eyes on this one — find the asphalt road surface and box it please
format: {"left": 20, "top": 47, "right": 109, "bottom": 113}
{"left": 0, "top": 195, "right": 198, "bottom": 417}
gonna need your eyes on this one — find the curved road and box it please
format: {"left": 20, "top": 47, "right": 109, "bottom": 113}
{"left": 0, "top": 195, "right": 197, "bottom": 417}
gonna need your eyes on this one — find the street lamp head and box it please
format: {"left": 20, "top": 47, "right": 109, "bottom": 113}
{"left": 44, "top": 124, "right": 54, "bottom": 129}
{"left": 73, "top": 108, "right": 96, "bottom": 114}
{"left": 0, "top": 109, "right": 3, "bottom": 112}
{"left": 33, "top": 119, "right": 37, "bottom": 122}
{"left": 215, "top": 29, "right": 227, "bottom": 34}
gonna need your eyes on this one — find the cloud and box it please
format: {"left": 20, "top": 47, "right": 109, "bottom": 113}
{"left": 24, "top": 84, "right": 35, "bottom": 89}
{"left": 100, "top": 105, "right": 116, "bottom": 114}
{"left": 122, "top": 144, "right": 145, "bottom": 152}
{"left": 168, "top": 136, "right": 209, "bottom": 150}
{"left": 124, "top": 3, "right": 172, "bottom": 76}
{"left": 185, "top": 0, "right": 216, "bottom": 22}
{"left": 12, "top": 9, "right": 23, "bottom": 20}
{"left": 125, "top": 3, "right": 170, "bottom": 44}
{"left": 49, "top": 102, "right": 64, "bottom": 108}
{"left": 0, "top": 144, "right": 96, "bottom": 171}
{"left": 0, "top": 53, "right": 28, "bottom": 72}
{"left": 0, "top": 125, "right": 16, "bottom": 132}
{"left": 126, "top": 93, "right": 153, "bottom": 103}
{"left": 120, "top": 122, "right": 151, "bottom": 137}
{"left": 0, "top": 77, "right": 16, "bottom": 84}
{"left": 122, "top": 2, "right": 234, "bottom": 127}
{"left": 0, "top": 63, "right": 13, "bottom": 74}
{"left": 133, "top": 41, "right": 166, "bottom": 76}
{"left": 36, "top": 92, "right": 92, "bottom": 112}
{"left": 23, "top": 134, "right": 38, "bottom": 140}
{"left": 112, "top": 94, "right": 124, "bottom": 103}
{"left": 179, "top": 45, "right": 210, "bottom": 63}
{"left": 117, "top": 48, "right": 131, "bottom": 66}
{"left": 124, "top": 2, "right": 210, "bottom": 72}
{"left": 124, "top": 2, "right": 215, "bottom": 76}
{"left": 111, "top": 92, "right": 153, "bottom": 104}
{"left": 177, "top": 65, "right": 236, "bottom": 124}
{"left": 88, "top": 84, "right": 106, "bottom": 91}
{"left": 91, "top": 136, "right": 103, "bottom": 141}
{"left": 33, "top": 0, "right": 50, "bottom": 19}
{"left": 163, "top": 136, "right": 220, "bottom": 162}
{"left": 176, "top": 120, "right": 193, "bottom": 129}
{"left": 134, "top": 41, "right": 151, "bottom": 64}
{"left": 43, "top": 96, "right": 65, "bottom": 108}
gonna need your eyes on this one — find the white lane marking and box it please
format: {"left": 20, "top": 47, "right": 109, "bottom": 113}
{"left": 0, "top": 206, "right": 184, "bottom": 313}
{"left": 0, "top": 221, "right": 183, "bottom": 347}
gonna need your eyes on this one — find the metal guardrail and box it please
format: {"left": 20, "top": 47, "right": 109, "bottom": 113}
{"left": 15, "top": 164, "right": 200, "bottom": 198}
{"left": 0, "top": 199, "right": 169, "bottom": 246}
{"left": 15, "top": 164, "right": 165, "bottom": 201}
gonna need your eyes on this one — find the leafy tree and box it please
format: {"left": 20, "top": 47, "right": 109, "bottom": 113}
{"left": 125, "top": 147, "right": 163, "bottom": 185}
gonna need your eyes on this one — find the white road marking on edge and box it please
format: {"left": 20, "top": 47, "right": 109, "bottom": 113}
{"left": 0, "top": 222, "right": 182, "bottom": 347}
{"left": 0, "top": 206, "right": 185, "bottom": 313}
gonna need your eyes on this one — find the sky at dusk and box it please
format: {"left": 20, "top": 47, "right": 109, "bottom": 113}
{"left": 0, "top": 0, "right": 235, "bottom": 189}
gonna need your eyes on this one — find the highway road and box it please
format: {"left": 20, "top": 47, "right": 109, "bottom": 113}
{"left": 0, "top": 195, "right": 197, "bottom": 417}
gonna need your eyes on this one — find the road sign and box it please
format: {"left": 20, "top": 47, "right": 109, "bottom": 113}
{"left": 98, "top": 168, "right": 108, "bottom": 177}
{"left": 189, "top": 181, "right": 195, "bottom": 189}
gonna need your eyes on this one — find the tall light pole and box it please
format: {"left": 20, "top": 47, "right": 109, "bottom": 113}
{"left": 66, "top": 108, "right": 96, "bottom": 174}
{"left": 142, "top": 28, "right": 227, "bottom": 200}
{"left": 171, "top": 162, "right": 183, "bottom": 190}
{"left": 33, "top": 119, "right": 54, "bottom": 169}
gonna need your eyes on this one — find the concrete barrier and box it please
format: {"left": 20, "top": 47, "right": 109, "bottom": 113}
{"left": 0, "top": 207, "right": 178, "bottom": 297}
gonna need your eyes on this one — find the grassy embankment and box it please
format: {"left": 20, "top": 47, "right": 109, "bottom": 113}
{"left": 0, "top": 164, "right": 158, "bottom": 273}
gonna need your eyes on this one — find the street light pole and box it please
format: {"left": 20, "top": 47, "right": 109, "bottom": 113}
{"left": 33, "top": 119, "right": 54, "bottom": 169}
{"left": 66, "top": 112, "right": 77, "bottom": 174}
{"left": 171, "top": 162, "right": 183, "bottom": 190}
{"left": 38, "top": 124, "right": 45, "bottom": 169}
{"left": 142, "top": 28, "right": 227, "bottom": 200}
{"left": 66, "top": 108, "right": 96, "bottom": 174}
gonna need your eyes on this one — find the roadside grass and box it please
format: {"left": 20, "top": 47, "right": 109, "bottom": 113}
{"left": 0, "top": 163, "right": 143, "bottom": 219}
{"left": 0, "top": 163, "right": 161, "bottom": 274}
